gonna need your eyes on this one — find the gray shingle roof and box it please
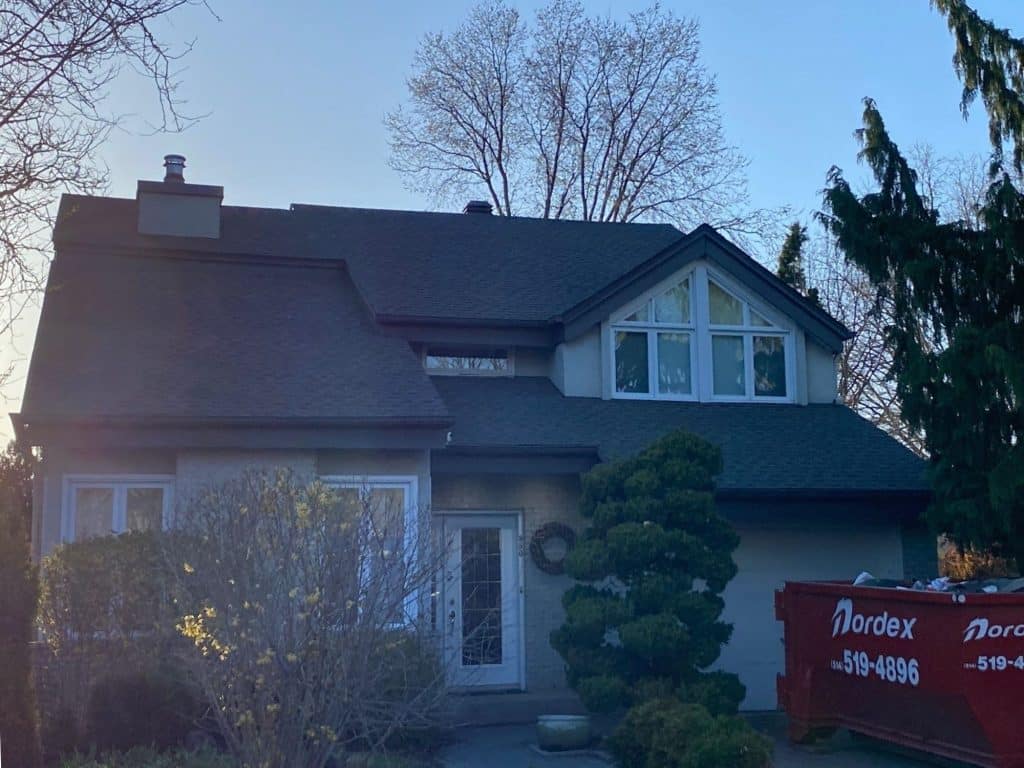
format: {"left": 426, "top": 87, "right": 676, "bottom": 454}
{"left": 433, "top": 376, "right": 928, "bottom": 494}
{"left": 53, "top": 195, "right": 685, "bottom": 323}
{"left": 22, "top": 249, "right": 449, "bottom": 424}
{"left": 290, "top": 205, "right": 684, "bottom": 322}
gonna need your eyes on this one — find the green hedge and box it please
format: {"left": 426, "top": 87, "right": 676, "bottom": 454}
{"left": 60, "top": 747, "right": 233, "bottom": 768}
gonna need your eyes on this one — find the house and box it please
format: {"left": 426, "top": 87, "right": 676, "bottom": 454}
{"left": 14, "top": 157, "right": 931, "bottom": 712}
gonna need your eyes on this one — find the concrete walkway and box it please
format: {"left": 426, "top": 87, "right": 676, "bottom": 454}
{"left": 440, "top": 719, "right": 947, "bottom": 768}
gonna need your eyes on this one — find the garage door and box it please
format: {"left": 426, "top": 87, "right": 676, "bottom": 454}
{"left": 717, "top": 519, "right": 904, "bottom": 710}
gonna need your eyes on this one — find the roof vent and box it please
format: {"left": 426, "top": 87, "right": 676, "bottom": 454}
{"left": 463, "top": 200, "right": 493, "bottom": 215}
{"left": 163, "top": 154, "right": 186, "bottom": 183}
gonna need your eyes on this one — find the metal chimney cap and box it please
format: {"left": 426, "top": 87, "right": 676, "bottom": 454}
{"left": 163, "top": 154, "right": 186, "bottom": 183}
{"left": 463, "top": 200, "right": 493, "bottom": 215}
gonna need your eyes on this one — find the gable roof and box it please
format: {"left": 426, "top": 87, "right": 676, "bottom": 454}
{"left": 19, "top": 247, "right": 449, "bottom": 427}
{"left": 433, "top": 376, "right": 928, "bottom": 496}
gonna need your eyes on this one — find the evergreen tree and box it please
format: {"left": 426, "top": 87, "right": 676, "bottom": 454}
{"left": 0, "top": 442, "right": 42, "bottom": 767}
{"left": 551, "top": 430, "right": 742, "bottom": 713}
{"left": 820, "top": 99, "right": 1024, "bottom": 567}
{"left": 932, "top": 0, "right": 1024, "bottom": 171}
{"left": 777, "top": 222, "right": 809, "bottom": 291}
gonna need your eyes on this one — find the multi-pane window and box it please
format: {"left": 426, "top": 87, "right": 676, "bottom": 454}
{"left": 322, "top": 477, "right": 418, "bottom": 624}
{"left": 65, "top": 478, "right": 173, "bottom": 541}
{"left": 612, "top": 276, "right": 694, "bottom": 398}
{"left": 610, "top": 268, "right": 791, "bottom": 402}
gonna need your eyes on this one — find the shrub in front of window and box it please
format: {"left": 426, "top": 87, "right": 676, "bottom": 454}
{"left": 36, "top": 530, "right": 179, "bottom": 756}
{"left": 166, "top": 470, "right": 446, "bottom": 768}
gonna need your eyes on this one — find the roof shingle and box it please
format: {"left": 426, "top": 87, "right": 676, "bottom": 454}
{"left": 433, "top": 376, "right": 928, "bottom": 494}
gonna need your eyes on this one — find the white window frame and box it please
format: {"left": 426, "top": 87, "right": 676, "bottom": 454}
{"left": 606, "top": 264, "right": 796, "bottom": 403}
{"left": 62, "top": 475, "right": 175, "bottom": 543}
{"left": 319, "top": 475, "right": 420, "bottom": 624}
{"left": 422, "top": 347, "right": 515, "bottom": 377}
{"left": 609, "top": 270, "right": 699, "bottom": 401}
{"left": 703, "top": 267, "right": 794, "bottom": 403}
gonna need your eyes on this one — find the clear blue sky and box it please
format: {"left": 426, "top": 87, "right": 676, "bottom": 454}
{"left": 2, "top": 0, "right": 1022, "bottom": 432}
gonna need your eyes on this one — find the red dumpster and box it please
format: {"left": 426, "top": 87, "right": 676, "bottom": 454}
{"left": 775, "top": 580, "right": 1024, "bottom": 768}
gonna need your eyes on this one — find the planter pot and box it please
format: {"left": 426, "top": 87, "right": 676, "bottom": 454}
{"left": 536, "top": 714, "right": 592, "bottom": 751}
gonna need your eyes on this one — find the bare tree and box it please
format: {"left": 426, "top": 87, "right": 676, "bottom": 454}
{"left": 0, "top": 0, "right": 209, "bottom": 341}
{"left": 387, "top": 0, "right": 774, "bottom": 241}
{"left": 168, "top": 471, "right": 449, "bottom": 768}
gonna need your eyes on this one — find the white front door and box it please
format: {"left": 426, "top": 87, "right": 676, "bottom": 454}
{"left": 442, "top": 513, "right": 523, "bottom": 689}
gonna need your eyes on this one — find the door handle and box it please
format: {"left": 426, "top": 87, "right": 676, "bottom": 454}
{"left": 448, "top": 609, "right": 456, "bottom": 634}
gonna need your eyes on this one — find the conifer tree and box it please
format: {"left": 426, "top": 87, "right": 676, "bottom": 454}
{"left": 776, "top": 222, "right": 820, "bottom": 305}
{"left": 0, "top": 443, "right": 42, "bottom": 768}
{"left": 551, "top": 430, "right": 743, "bottom": 714}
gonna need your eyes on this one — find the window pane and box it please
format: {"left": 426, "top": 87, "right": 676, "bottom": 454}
{"left": 425, "top": 350, "right": 508, "bottom": 372}
{"left": 754, "top": 336, "right": 787, "bottom": 397}
{"left": 126, "top": 488, "right": 164, "bottom": 532}
{"left": 75, "top": 487, "right": 114, "bottom": 539}
{"left": 367, "top": 487, "right": 407, "bottom": 621}
{"left": 657, "top": 333, "right": 692, "bottom": 395}
{"left": 750, "top": 310, "right": 771, "bottom": 327}
{"left": 461, "top": 527, "right": 503, "bottom": 666}
{"left": 708, "top": 281, "right": 743, "bottom": 325}
{"left": 623, "top": 303, "right": 650, "bottom": 323}
{"left": 614, "top": 331, "right": 649, "bottom": 393}
{"left": 712, "top": 335, "right": 745, "bottom": 396}
{"left": 654, "top": 280, "right": 690, "bottom": 324}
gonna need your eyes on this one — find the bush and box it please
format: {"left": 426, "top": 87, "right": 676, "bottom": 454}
{"left": 168, "top": 471, "right": 447, "bottom": 768}
{"left": 607, "top": 699, "right": 712, "bottom": 768}
{"left": 60, "top": 746, "right": 233, "bottom": 768}
{"left": 0, "top": 442, "right": 43, "bottom": 768}
{"left": 84, "top": 668, "right": 203, "bottom": 753}
{"left": 682, "top": 671, "right": 746, "bottom": 717}
{"left": 608, "top": 698, "right": 772, "bottom": 768}
{"left": 940, "top": 542, "right": 1018, "bottom": 580}
{"left": 36, "top": 530, "right": 181, "bottom": 757}
{"left": 679, "top": 716, "right": 772, "bottom": 768}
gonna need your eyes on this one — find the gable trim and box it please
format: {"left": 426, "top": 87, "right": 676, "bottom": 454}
{"left": 559, "top": 225, "right": 851, "bottom": 353}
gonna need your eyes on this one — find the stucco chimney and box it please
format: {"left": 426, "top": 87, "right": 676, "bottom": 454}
{"left": 137, "top": 154, "right": 223, "bottom": 238}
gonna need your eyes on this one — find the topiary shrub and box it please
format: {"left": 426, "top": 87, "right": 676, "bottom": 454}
{"left": 84, "top": 667, "right": 203, "bottom": 753}
{"left": 551, "top": 429, "right": 742, "bottom": 713}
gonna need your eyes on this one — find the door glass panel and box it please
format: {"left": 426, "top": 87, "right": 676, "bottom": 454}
{"left": 657, "top": 333, "right": 692, "bottom": 395}
{"left": 754, "top": 336, "right": 787, "bottom": 397}
{"left": 712, "top": 335, "right": 746, "bottom": 396}
{"left": 614, "top": 330, "right": 649, "bottom": 393}
{"left": 461, "top": 527, "right": 502, "bottom": 666}
{"left": 708, "top": 281, "right": 744, "bottom": 325}
{"left": 126, "top": 488, "right": 164, "bottom": 532}
{"left": 75, "top": 487, "right": 114, "bottom": 539}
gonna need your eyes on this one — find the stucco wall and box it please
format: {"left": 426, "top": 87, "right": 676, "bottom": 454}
{"left": 432, "top": 474, "right": 583, "bottom": 692}
{"left": 551, "top": 326, "right": 603, "bottom": 397}
{"left": 806, "top": 340, "right": 838, "bottom": 403}
{"left": 175, "top": 450, "right": 316, "bottom": 511}
{"left": 717, "top": 514, "right": 904, "bottom": 710}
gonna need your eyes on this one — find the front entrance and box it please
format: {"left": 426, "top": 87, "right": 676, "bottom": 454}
{"left": 441, "top": 513, "right": 523, "bottom": 689}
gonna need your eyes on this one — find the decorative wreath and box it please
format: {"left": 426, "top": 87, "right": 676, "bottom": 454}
{"left": 530, "top": 522, "right": 577, "bottom": 575}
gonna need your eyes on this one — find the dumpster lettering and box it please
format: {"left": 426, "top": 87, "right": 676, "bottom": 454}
{"left": 830, "top": 598, "right": 916, "bottom": 639}
{"left": 962, "top": 617, "right": 1024, "bottom": 642}
{"left": 831, "top": 650, "right": 920, "bottom": 686}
